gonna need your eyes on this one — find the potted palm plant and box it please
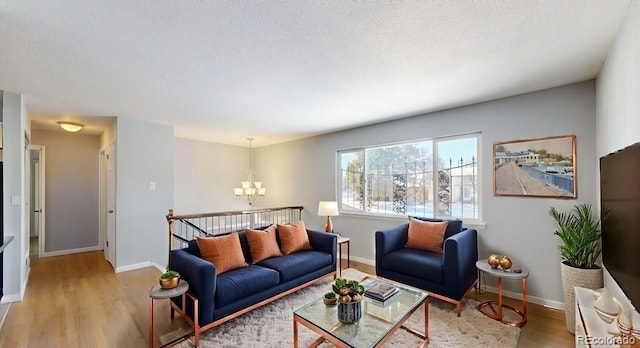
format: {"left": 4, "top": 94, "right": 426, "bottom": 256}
{"left": 549, "top": 203, "right": 604, "bottom": 334}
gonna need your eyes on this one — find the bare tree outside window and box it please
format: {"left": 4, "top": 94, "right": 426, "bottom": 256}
{"left": 338, "top": 133, "right": 480, "bottom": 220}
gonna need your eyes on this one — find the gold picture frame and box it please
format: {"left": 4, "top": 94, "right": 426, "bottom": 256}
{"left": 493, "top": 134, "right": 577, "bottom": 198}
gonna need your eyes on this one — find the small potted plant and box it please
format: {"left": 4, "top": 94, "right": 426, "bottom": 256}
{"left": 159, "top": 270, "right": 180, "bottom": 289}
{"left": 323, "top": 292, "right": 337, "bottom": 305}
{"left": 332, "top": 278, "right": 365, "bottom": 323}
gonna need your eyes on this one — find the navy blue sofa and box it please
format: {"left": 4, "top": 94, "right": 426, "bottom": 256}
{"left": 375, "top": 217, "right": 478, "bottom": 316}
{"left": 169, "top": 228, "right": 337, "bottom": 346}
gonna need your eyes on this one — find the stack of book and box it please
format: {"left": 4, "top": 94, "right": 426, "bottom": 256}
{"left": 363, "top": 280, "right": 400, "bottom": 306}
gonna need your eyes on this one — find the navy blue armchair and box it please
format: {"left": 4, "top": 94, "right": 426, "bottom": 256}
{"left": 375, "top": 217, "right": 478, "bottom": 316}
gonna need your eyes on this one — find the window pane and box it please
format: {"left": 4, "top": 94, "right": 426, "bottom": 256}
{"left": 436, "top": 137, "right": 478, "bottom": 219}
{"left": 339, "top": 150, "right": 364, "bottom": 211}
{"left": 337, "top": 133, "right": 480, "bottom": 221}
{"left": 365, "top": 142, "right": 433, "bottom": 216}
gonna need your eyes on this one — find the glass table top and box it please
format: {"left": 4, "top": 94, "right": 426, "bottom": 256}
{"left": 294, "top": 276, "right": 428, "bottom": 348}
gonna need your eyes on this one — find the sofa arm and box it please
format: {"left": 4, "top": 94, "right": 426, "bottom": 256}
{"left": 443, "top": 228, "right": 478, "bottom": 298}
{"left": 307, "top": 229, "right": 337, "bottom": 267}
{"left": 375, "top": 224, "right": 409, "bottom": 275}
{"left": 169, "top": 249, "right": 217, "bottom": 324}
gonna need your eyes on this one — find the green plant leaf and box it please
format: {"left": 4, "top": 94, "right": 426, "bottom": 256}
{"left": 549, "top": 203, "right": 602, "bottom": 269}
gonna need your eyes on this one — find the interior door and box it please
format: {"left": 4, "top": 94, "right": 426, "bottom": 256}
{"left": 29, "top": 146, "right": 44, "bottom": 257}
{"left": 105, "top": 142, "right": 116, "bottom": 268}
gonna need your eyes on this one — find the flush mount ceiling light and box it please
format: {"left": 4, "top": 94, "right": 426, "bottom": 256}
{"left": 57, "top": 121, "right": 85, "bottom": 132}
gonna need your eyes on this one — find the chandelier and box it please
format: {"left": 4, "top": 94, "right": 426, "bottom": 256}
{"left": 234, "top": 137, "right": 266, "bottom": 205}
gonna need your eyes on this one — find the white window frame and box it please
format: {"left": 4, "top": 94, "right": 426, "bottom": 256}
{"left": 337, "top": 133, "right": 482, "bottom": 225}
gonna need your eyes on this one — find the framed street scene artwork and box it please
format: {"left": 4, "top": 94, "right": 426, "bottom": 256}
{"left": 493, "top": 134, "right": 576, "bottom": 198}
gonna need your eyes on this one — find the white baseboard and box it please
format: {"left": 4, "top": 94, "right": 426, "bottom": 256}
{"left": 41, "top": 245, "right": 101, "bottom": 257}
{"left": 0, "top": 293, "right": 21, "bottom": 304}
{"left": 116, "top": 261, "right": 165, "bottom": 273}
{"left": 350, "top": 255, "right": 374, "bottom": 266}
{"left": 2, "top": 266, "right": 31, "bottom": 304}
{"left": 482, "top": 285, "right": 564, "bottom": 310}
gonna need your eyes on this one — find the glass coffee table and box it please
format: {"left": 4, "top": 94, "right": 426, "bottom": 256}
{"left": 293, "top": 275, "right": 429, "bottom": 348}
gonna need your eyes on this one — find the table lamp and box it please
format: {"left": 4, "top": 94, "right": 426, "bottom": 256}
{"left": 318, "top": 201, "right": 339, "bottom": 233}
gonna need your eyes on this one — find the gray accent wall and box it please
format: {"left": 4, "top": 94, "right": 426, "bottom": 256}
{"left": 256, "top": 81, "right": 597, "bottom": 306}
{"left": 2, "top": 92, "right": 29, "bottom": 302}
{"left": 174, "top": 138, "right": 253, "bottom": 213}
{"left": 31, "top": 130, "right": 100, "bottom": 253}
{"left": 596, "top": 1, "right": 640, "bottom": 310}
{"left": 115, "top": 117, "right": 174, "bottom": 270}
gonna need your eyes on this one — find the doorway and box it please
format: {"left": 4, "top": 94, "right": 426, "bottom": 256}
{"left": 29, "top": 145, "right": 45, "bottom": 258}
{"left": 99, "top": 142, "right": 116, "bottom": 268}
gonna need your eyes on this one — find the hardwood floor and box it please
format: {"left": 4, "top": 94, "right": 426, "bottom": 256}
{"left": 0, "top": 253, "right": 573, "bottom": 347}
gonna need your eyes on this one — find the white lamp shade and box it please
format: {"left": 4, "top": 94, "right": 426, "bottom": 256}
{"left": 241, "top": 181, "right": 251, "bottom": 189}
{"left": 318, "top": 201, "right": 339, "bottom": 216}
{"left": 254, "top": 182, "right": 262, "bottom": 189}
{"left": 234, "top": 188, "right": 244, "bottom": 196}
{"left": 258, "top": 188, "right": 266, "bottom": 196}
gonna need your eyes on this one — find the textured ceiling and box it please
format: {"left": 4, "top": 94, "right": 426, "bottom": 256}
{"left": 0, "top": 1, "right": 631, "bottom": 147}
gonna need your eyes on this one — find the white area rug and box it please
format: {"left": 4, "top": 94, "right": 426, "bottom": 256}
{"left": 162, "top": 270, "right": 520, "bottom": 347}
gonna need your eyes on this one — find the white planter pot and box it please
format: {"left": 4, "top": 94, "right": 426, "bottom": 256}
{"left": 560, "top": 262, "right": 603, "bottom": 334}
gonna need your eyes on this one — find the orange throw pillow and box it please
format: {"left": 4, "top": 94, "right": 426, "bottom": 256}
{"left": 405, "top": 218, "right": 448, "bottom": 253}
{"left": 277, "top": 220, "right": 312, "bottom": 255}
{"left": 196, "top": 232, "right": 248, "bottom": 275}
{"left": 245, "top": 225, "right": 282, "bottom": 263}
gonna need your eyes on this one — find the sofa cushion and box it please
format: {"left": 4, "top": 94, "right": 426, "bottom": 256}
{"left": 410, "top": 216, "right": 463, "bottom": 240}
{"left": 246, "top": 225, "right": 282, "bottom": 263}
{"left": 258, "top": 250, "right": 332, "bottom": 282}
{"left": 277, "top": 220, "right": 312, "bottom": 255}
{"left": 381, "top": 248, "right": 444, "bottom": 284}
{"left": 214, "top": 265, "right": 280, "bottom": 307}
{"left": 406, "top": 218, "right": 448, "bottom": 253}
{"left": 197, "top": 232, "right": 248, "bottom": 275}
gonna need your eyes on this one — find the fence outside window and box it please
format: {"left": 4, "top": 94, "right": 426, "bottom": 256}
{"left": 339, "top": 134, "right": 480, "bottom": 220}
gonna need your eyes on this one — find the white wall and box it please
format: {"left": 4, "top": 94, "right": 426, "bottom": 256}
{"left": 115, "top": 117, "right": 174, "bottom": 271}
{"left": 2, "top": 92, "right": 29, "bottom": 302}
{"left": 596, "top": 0, "right": 640, "bottom": 310}
{"left": 174, "top": 138, "right": 253, "bottom": 213}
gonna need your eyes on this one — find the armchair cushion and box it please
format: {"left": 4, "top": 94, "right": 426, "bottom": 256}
{"left": 381, "top": 248, "right": 444, "bottom": 283}
{"left": 197, "top": 232, "right": 248, "bottom": 275}
{"left": 406, "top": 218, "right": 448, "bottom": 253}
{"left": 246, "top": 225, "right": 282, "bottom": 263}
{"left": 277, "top": 220, "right": 312, "bottom": 254}
{"left": 410, "top": 216, "right": 463, "bottom": 240}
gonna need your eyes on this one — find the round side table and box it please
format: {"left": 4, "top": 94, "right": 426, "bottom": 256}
{"left": 476, "top": 259, "right": 529, "bottom": 327}
{"left": 148, "top": 280, "right": 189, "bottom": 348}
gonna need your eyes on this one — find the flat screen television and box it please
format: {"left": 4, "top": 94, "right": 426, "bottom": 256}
{"left": 600, "top": 142, "right": 640, "bottom": 312}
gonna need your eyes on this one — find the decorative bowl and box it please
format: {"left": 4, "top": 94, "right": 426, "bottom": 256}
{"left": 487, "top": 254, "right": 500, "bottom": 269}
{"left": 594, "top": 306, "right": 618, "bottom": 324}
{"left": 499, "top": 256, "right": 512, "bottom": 270}
{"left": 594, "top": 289, "right": 620, "bottom": 317}
{"left": 159, "top": 276, "right": 180, "bottom": 289}
{"left": 323, "top": 297, "right": 337, "bottom": 306}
